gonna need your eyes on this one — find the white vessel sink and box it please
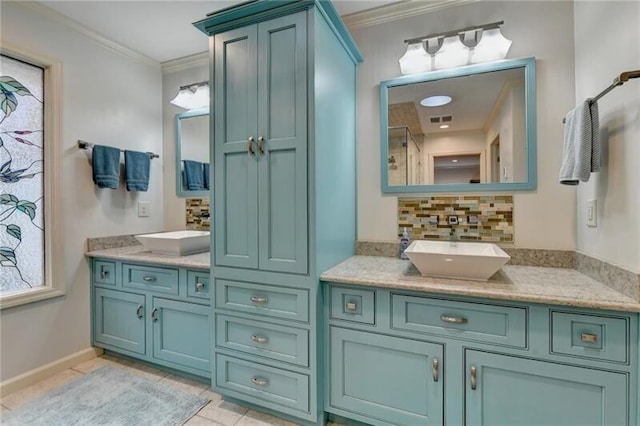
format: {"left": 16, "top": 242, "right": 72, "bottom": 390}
{"left": 405, "top": 240, "right": 510, "bottom": 281}
{"left": 135, "top": 230, "right": 210, "bottom": 256}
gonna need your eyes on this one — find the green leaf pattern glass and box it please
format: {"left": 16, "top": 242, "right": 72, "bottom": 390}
{"left": 0, "top": 54, "right": 45, "bottom": 292}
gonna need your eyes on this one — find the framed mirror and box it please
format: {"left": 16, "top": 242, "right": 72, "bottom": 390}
{"left": 380, "top": 57, "right": 536, "bottom": 193}
{"left": 175, "top": 108, "right": 209, "bottom": 197}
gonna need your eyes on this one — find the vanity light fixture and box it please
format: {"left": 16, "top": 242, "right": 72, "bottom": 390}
{"left": 420, "top": 95, "right": 452, "bottom": 107}
{"left": 170, "top": 81, "right": 209, "bottom": 110}
{"left": 399, "top": 21, "right": 512, "bottom": 75}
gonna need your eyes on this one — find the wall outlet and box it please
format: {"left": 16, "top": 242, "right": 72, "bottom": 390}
{"left": 586, "top": 199, "right": 597, "bottom": 227}
{"left": 138, "top": 201, "right": 150, "bottom": 217}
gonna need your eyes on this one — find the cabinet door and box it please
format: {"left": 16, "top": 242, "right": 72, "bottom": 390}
{"left": 465, "top": 350, "right": 628, "bottom": 426}
{"left": 330, "top": 327, "right": 443, "bottom": 425}
{"left": 94, "top": 288, "right": 145, "bottom": 355}
{"left": 214, "top": 24, "right": 259, "bottom": 269}
{"left": 256, "top": 11, "right": 308, "bottom": 275}
{"left": 151, "top": 298, "right": 211, "bottom": 373}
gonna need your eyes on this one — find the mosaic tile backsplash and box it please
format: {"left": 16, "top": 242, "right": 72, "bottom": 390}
{"left": 398, "top": 196, "right": 513, "bottom": 242}
{"left": 186, "top": 198, "right": 210, "bottom": 230}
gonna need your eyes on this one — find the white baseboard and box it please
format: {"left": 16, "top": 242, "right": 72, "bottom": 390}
{"left": 0, "top": 347, "right": 103, "bottom": 397}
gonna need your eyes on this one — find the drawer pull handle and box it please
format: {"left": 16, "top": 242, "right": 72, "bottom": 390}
{"left": 143, "top": 275, "right": 157, "bottom": 282}
{"left": 251, "top": 335, "right": 268, "bottom": 344}
{"left": 100, "top": 267, "right": 109, "bottom": 279}
{"left": 432, "top": 358, "right": 439, "bottom": 382}
{"left": 441, "top": 315, "right": 468, "bottom": 325}
{"left": 151, "top": 308, "right": 158, "bottom": 322}
{"left": 195, "top": 282, "right": 205, "bottom": 291}
{"left": 581, "top": 333, "right": 598, "bottom": 343}
{"left": 136, "top": 305, "right": 143, "bottom": 319}
{"left": 345, "top": 301, "right": 358, "bottom": 312}
{"left": 251, "top": 377, "right": 269, "bottom": 386}
{"left": 470, "top": 365, "right": 477, "bottom": 390}
{"left": 250, "top": 296, "right": 268, "bottom": 304}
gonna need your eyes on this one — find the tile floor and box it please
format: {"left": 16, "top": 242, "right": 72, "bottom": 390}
{"left": 0, "top": 354, "right": 341, "bottom": 426}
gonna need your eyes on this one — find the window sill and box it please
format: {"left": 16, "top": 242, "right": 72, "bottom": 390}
{"left": 0, "top": 287, "right": 65, "bottom": 310}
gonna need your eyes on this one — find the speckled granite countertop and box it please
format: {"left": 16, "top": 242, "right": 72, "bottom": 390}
{"left": 86, "top": 245, "right": 210, "bottom": 269}
{"left": 320, "top": 256, "right": 640, "bottom": 312}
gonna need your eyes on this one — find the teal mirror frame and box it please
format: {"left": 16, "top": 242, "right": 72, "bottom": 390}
{"left": 380, "top": 57, "right": 537, "bottom": 193}
{"left": 175, "top": 108, "right": 209, "bottom": 198}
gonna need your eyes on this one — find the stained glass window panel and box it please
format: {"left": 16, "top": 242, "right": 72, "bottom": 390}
{"left": 0, "top": 54, "right": 45, "bottom": 293}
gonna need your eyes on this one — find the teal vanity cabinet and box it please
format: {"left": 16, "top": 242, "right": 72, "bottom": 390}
{"left": 325, "top": 284, "right": 639, "bottom": 426}
{"left": 91, "top": 259, "right": 212, "bottom": 378}
{"left": 194, "top": 1, "right": 362, "bottom": 423}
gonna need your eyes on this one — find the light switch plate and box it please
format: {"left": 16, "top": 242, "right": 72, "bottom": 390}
{"left": 138, "top": 201, "right": 150, "bottom": 217}
{"left": 586, "top": 199, "right": 597, "bottom": 227}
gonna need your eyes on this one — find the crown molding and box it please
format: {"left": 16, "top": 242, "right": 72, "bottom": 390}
{"left": 343, "top": 0, "right": 480, "bottom": 30}
{"left": 12, "top": 1, "right": 159, "bottom": 68}
{"left": 161, "top": 52, "right": 209, "bottom": 75}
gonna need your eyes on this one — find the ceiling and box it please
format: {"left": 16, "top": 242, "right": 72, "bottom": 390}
{"left": 41, "top": 0, "right": 400, "bottom": 63}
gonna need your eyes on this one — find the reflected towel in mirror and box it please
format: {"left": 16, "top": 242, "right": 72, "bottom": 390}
{"left": 203, "top": 163, "right": 210, "bottom": 190}
{"left": 183, "top": 160, "right": 204, "bottom": 191}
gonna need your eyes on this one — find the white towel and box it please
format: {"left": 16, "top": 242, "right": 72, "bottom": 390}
{"left": 559, "top": 99, "right": 601, "bottom": 185}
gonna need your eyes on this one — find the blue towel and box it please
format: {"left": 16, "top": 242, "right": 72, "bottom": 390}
{"left": 124, "top": 150, "right": 150, "bottom": 192}
{"left": 92, "top": 145, "right": 121, "bottom": 189}
{"left": 203, "top": 163, "right": 210, "bottom": 190}
{"left": 183, "top": 160, "right": 204, "bottom": 191}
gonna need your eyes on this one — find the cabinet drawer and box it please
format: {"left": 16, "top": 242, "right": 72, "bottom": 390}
{"left": 330, "top": 287, "right": 375, "bottom": 325}
{"left": 187, "top": 270, "right": 210, "bottom": 301}
{"left": 215, "top": 354, "right": 309, "bottom": 413}
{"left": 122, "top": 264, "right": 179, "bottom": 295}
{"left": 391, "top": 295, "right": 527, "bottom": 348}
{"left": 550, "top": 311, "right": 629, "bottom": 364}
{"left": 94, "top": 260, "right": 116, "bottom": 286}
{"left": 215, "top": 279, "right": 308, "bottom": 322}
{"left": 216, "top": 315, "right": 308, "bottom": 367}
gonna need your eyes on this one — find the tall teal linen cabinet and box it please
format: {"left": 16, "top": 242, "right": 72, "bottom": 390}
{"left": 194, "top": 1, "right": 362, "bottom": 423}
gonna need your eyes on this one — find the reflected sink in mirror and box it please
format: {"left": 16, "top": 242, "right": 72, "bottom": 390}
{"left": 405, "top": 240, "right": 510, "bottom": 281}
{"left": 135, "top": 230, "right": 210, "bottom": 256}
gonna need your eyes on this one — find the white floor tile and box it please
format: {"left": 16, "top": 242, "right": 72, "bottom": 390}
{"left": 71, "top": 355, "right": 120, "bottom": 374}
{"left": 199, "top": 388, "right": 223, "bottom": 402}
{"left": 236, "top": 409, "right": 301, "bottom": 426}
{"left": 183, "top": 414, "right": 223, "bottom": 425}
{"left": 197, "top": 398, "right": 249, "bottom": 426}
{"left": 117, "top": 358, "right": 170, "bottom": 381}
{"left": 158, "top": 373, "right": 209, "bottom": 396}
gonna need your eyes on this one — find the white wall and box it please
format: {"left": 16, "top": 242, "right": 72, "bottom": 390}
{"left": 352, "top": 0, "right": 577, "bottom": 249}
{"left": 574, "top": 1, "right": 640, "bottom": 272}
{"left": 0, "top": 2, "right": 163, "bottom": 381}
{"left": 162, "top": 63, "right": 209, "bottom": 230}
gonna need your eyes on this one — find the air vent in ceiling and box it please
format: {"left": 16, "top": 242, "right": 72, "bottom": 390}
{"left": 442, "top": 115, "right": 452, "bottom": 122}
{"left": 430, "top": 116, "right": 441, "bottom": 123}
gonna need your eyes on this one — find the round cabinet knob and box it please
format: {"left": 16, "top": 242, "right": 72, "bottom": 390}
{"left": 196, "top": 282, "right": 205, "bottom": 291}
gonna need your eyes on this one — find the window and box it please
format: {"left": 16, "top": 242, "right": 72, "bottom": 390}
{"left": 0, "top": 45, "right": 62, "bottom": 308}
